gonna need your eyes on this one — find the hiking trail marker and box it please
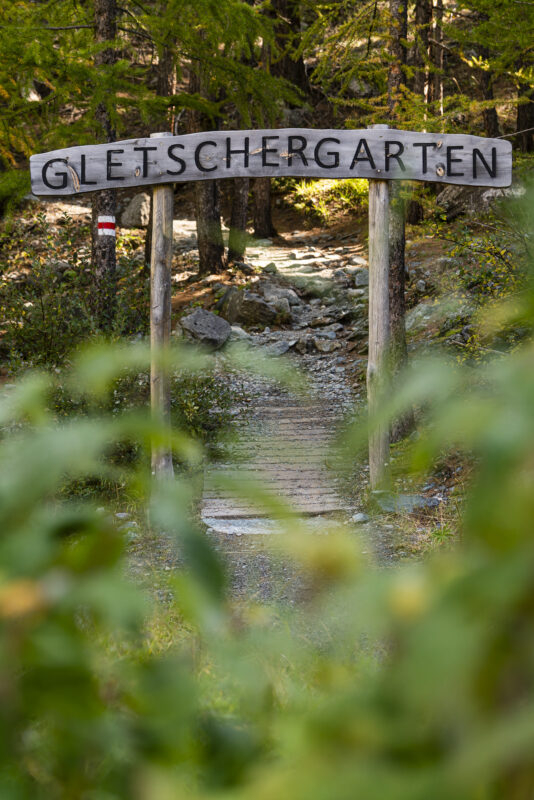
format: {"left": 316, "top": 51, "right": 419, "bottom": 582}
{"left": 30, "top": 128, "right": 512, "bottom": 485}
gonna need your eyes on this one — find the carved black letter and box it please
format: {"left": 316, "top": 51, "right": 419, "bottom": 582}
{"left": 167, "top": 144, "right": 186, "bottom": 175}
{"left": 226, "top": 136, "right": 250, "bottom": 168}
{"left": 350, "top": 139, "right": 376, "bottom": 170}
{"left": 287, "top": 135, "right": 308, "bottom": 166}
{"left": 385, "top": 141, "right": 406, "bottom": 172}
{"left": 107, "top": 149, "right": 125, "bottom": 181}
{"left": 80, "top": 154, "right": 96, "bottom": 186}
{"left": 42, "top": 158, "right": 68, "bottom": 190}
{"left": 133, "top": 146, "right": 158, "bottom": 178}
{"left": 473, "top": 147, "right": 497, "bottom": 179}
{"left": 314, "top": 138, "right": 340, "bottom": 169}
{"left": 194, "top": 141, "right": 218, "bottom": 173}
{"left": 262, "top": 136, "right": 280, "bottom": 167}
{"left": 413, "top": 142, "right": 437, "bottom": 174}
{"left": 447, "top": 146, "right": 464, "bottom": 177}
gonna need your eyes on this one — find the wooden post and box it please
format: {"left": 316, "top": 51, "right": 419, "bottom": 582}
{"left": 367, "top": 125, "right": 390, "bottom": 489}
{"left": 150, "top": 132, "right": 174, "bottom": 479}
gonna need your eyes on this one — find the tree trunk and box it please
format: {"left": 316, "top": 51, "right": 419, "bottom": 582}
{"left": 479, "top": 46, "right": 500, "bottom": 138}
{"left": 253, "top": 177, "right": 276, "bottom": 239}
{"left": 517, "top": 83, "right": 534, "bottom": 153}
{"left": 187, "top": 67, "right": 225, "bottom": 275}
{"left": 157, "top": 46, "right": 176, "bottom": 130}
{"left": 389, "top": 185, "right": 413, "bottom": 441}
{"left": 228, "top": 178, "right": 250, "bottom": 263}
{"left": 195, "top": 182, "right": 225, "bottom": 275}
{"left": 387, "top": 0, "right": 407, "bottom": 114}
{"left": 271, "top": 0, "right": 308, "bottom": 96}
{"left": 91, "top": 0, "right": 118, "bottom": 331}
{"left": 430, "top": 0, "right": 444, "bottom": 114}
{"left": 388, "top": 0, "right": 414, "bottom": 441}
{"left": 413, "top": 0, "right": 432, "bottom": 103}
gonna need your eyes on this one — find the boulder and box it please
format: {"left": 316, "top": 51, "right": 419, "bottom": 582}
{"left": 295, "top": 335, "right": 313, "bottom": 354}
{"left": 264, "top": 340, "right": 296, "bottom": 357}
{"left": 348, "top": 255, "right": 368, "bottom": 267}
{"left": 237, "top": 291, "right": 278, "bottom": 326}
{"left": 216, "top": 286, "right": 242, "bottom": 323}
{"left": 272, "top": 297, "right": 291, "bottom": 320}
{"left": 120, "top": 193, "right": 151, "bottom": 228}
{"left": 261, "top": 284, "right": 301, "bottom": 306}
{"left": 229, "top": 325, "right": 252, "bottom": 342}
{"left": 181, "top": 308, "right": 231, "bottom": 349}
{"left": 313, "top": 337, "right": 340, "bottom": 353}
{"left": 350, "top": 267, "right": 369, "bottom": 287}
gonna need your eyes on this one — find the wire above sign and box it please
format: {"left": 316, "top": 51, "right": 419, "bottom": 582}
{"left": 30, "top": 127, "right": 512, "bottom": 196}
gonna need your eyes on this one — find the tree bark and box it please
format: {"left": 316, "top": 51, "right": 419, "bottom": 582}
{"left": 388, "top": 0, "right": 414, "bottom": 441}
{"left": 228, "top": 178, "right": 250, "bottom": 263}
{"left": 271, "top": 0, "right": 308, "bottom": 96}
{"left": 430, "top": 0, "right": 444, "bottom": 114}
{"left": 517, "top": 83, "right": 534, "bottom": 152}
{"left": 187, "top": 67, "right": 225, "bottom": 275}
{"left": 479, "top": 46, "right": 500, "bottom": 138}
{"left": 91, "top": 0, "right": 118, "bottom": 331}
{"left": 413, "top": 0, "right": 432, "bottom": 103}
{"left": 253, "top": 177, "right": 276, "bottom": 239}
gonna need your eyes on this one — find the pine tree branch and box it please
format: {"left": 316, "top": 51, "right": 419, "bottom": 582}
{"left": 42, "top": 25, "right": 95, "bottom": 31}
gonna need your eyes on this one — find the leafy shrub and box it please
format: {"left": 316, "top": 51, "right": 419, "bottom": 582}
{"left": 1, "top": 191, "right": 534, "bottom": 799}
{"left": 0, "top": 212, "right": 149, "bottom": 368}
{"left": 0, "top": 167, "right": 30, "bottom": 217}
{"left": 290, "top": 177, "right": 368, "bottom": 224}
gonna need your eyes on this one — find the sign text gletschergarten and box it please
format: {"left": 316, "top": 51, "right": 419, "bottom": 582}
{"left": 30, "top": 128, "right": 512, "bottom": 196}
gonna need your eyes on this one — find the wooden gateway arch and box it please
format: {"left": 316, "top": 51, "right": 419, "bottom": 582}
{"left": 31, "top": 127, "right": 512, "bottom": 487}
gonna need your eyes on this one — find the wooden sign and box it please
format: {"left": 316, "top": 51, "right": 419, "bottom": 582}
{"left": 30, "top": 127, "right": 512, "bottom": 196}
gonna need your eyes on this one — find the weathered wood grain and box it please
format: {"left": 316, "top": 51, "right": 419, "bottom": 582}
{"left": 30, "top": 128, "right": 512, "bottom": 195}
{"left": 149, "top": 132, "right": 174, "bottom": 480}
{"left": 367, "top": 173, "right": 391, "bottom": 490}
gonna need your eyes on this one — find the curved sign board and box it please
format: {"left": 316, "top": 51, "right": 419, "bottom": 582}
{"left": 30, "top": 128, "right": 512, "bottom": 196}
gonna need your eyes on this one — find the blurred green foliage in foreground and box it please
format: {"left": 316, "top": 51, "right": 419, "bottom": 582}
{"left": 1, "top": 189, "right": 534, "bottom": 799}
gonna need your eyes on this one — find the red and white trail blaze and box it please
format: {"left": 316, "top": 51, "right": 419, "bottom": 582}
{"left": 97, "top": 216, "right": 116, "bottom": 236}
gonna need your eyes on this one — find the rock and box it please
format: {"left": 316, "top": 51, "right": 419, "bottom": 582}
{"left": 334, "top": 269, "right": 349, "bottom": 280}
{"left": 229, "top": 325, "right": 252, "bottom": 341}
{"left": 310, "top": 316, "right": 334, "bottom": 328}
{"left": 313, "top": 337, "right": 339, "bottom": 353}
{"left": 371, "top": 491, "right": 438, "bottom": 513}
{"left": 295, "top": 335, "right": 313, "bottom": 354}
{"left": 351, "top": 512, "right": 369, "bottom": 524}
{"left": 315, "top": 330, "right": 337, "bottom": 340}
{"left": 238, "top": 291, "right": 278, "bottom": 326}
{"left": 272, "top": 296, "right": 291, "bottom": 320}
{"left": 405, "top": 301, "right": 434, "bottom": 333}
{"left": 262, "top": 284, "right": 300, "bottom": 306}
{"left": 351, "top": 267, "right": 369, "bottom": 287}
{"left": 264, "top": 340, "right": 293, "bottom": 356}
{"left": 120, "top": 193, "right": 151, "bottom": 228}
{"left": 407, "top": 296, "right": 473, "bottom": 334}
{"left": 348, "top": 77, "right": 372, "bottom": 96}
{"left": 181, "top": 308, "right": 231, "bottom": 349}
{"left": 438, "top": 183, "right": 525, "bottom": 221}
{"left": 348, "top": 255, "right": 368, "bottom": 267}
{"left": 416, "top": 279, "right": 426, "bottom": 292}
{"left": 302, "top": 280, "right": 332, "bottom": 299}
{"left": 233, "top": 261, "right": 255, "bottom": 275}
{"left": 347, "top": 288, "right": 366, "bottom": 299}
{"left": 216, "top": 286, "right": 242, "bottom": 323}
{"left": 262, "top": 262, "right": 277, "bottom": 274}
